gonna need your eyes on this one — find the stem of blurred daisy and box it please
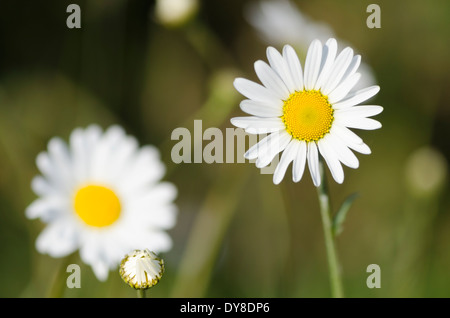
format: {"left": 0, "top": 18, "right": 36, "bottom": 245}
{"left": 317, "top": 159, "right": 344, "bottom": 298}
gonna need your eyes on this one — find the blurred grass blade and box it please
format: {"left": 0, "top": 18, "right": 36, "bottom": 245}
{"left": 332, "top": 193, "right": 359, "bottom": 237}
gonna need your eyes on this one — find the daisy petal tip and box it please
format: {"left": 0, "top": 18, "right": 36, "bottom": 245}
{"left": 255, "top": 159, "right": 266, "bottom": 169}
{"left": 273, "top": 175, "right": 282, "bottom": 185}
{"left": 371, "top": 85, "right": 381, "bottom": 95}
{"left": 311, "top": 39, "right": 322, "bottom": 47}
{"left": 253, "top": 59, "right": 264, "bottom": 70}
{"left": 233, "top": 77, "right": 245, "bottom": 90}
{"left": 292, "top": 174, "right": 301, "bottom": 183}
{"left": 361, "top": 144, "right": 372, "bottom": 155}
{"left": 266, "top": 46, "right": 277, "bottom": 55}
{"left": 336, "top": 176, "right": 345, "bottom": 184}
{"left": 230, "top": 117, "right": 244, "bottom": 128}
{"left": 25, "top": 207, "right": 36, "bottom": 220}
{"left": 370, "top": 120, "right": 382, "bottom": 130}
{"left": 311, "top": 173, "right": 321, "bottom": 187}
{"left": 282, "top": 44, "right": 295, "bottom": 56}
{"left": 328, "top": 37, "right": 337, "bottom": 44}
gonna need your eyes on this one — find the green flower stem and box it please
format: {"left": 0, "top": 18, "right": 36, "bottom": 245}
{"left": 137, "top": 289, "right": 146, "bottom": 298}
{"left": 317, "top": 159, "right": 344, "bottom": 298}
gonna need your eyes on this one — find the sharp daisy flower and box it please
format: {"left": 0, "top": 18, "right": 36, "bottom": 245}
{"left": 231, "top": 39, "right": 382, "bottom": 186}
{"left": 26, "top": 125, "right": 177, "bottom": 281}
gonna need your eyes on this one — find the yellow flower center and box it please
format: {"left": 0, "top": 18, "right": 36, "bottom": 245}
{"left": 281, "top": 90, "right": 334, "bottom": 142}
{"left": 74, "top": 185, "right": 121, "bottom": 227}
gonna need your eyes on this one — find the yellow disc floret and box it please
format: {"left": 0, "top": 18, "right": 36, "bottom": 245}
{"left": 74, "top": 185, "right": 121, "bottom": 227}
{"left": 281, "top": 90, "right": 334, "bottom": 142}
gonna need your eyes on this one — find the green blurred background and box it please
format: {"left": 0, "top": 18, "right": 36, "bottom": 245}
{"left": 0, "top": 0, "right": 449, "bottom": 298}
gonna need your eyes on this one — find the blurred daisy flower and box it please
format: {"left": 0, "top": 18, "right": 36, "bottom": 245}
{"left": 26, "top": 125, "right": 177, "bottom": 281}
{"left": 231, "top": 39, "right": 382, "bottom": 186}
{"left": 155, "top": 0, "right": 198, "bottom": 27}
{"left": 246, "top": 0, "right": 332, "bottom": 50}
{"left": 245, "top": 0, "right": 376, "bottom": 90}
{"left": 120, "top": 249, "right": 164, "bottom": 290}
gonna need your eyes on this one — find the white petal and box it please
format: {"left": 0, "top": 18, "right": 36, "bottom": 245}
{"left": 239, "top": 99, "right": 283, "bottom": 117}
{"left": 348, "top": 141, "right": 371, "bottom": 155}
{"left": 144, "top": 205, "right": 177, "bottom": 229}
{"left": 331, "top": 124, "right": 363, "bottom": 145}
{"left": 69, "top": 128, "right": 87, "bottom": 181}
{"left": 318, "top": 138, "right": 344, "bottom": 184}
{"left": 307, "top": 142, "right": 321, "bottom": 187}
{"left": 335, "top": 116, "right": 382, "bottom": 130}
{"left": 327, "top": 72, "right": 361, "bottom": 104}
{"left": 321, "top": 47, "right": 354, "bottom": 95}
{"left": 128, "top": 184, "right": 178, "bottom": 229}
{"left": 106, "top": 137, "right": 139, "bottom": 183}
{"left": 331, "top": 124, "right": 371, "bottom": 154}
{"left": 47, "top": 137, "right": 73, "bottom": 185}
{"left": 293, "top": 140, "right": 307, "bottom": 182}
{"left": 129, "top": 230, "right": 173, "bottom": 253}
{"left": 230, "top": 116, "right": 285, "bottom": 134}
{"left": 335, "top": 105, "right": 383, "bottom": 118}
{"left": 149, "top": 231, "right": 173, "bottom": 252}
{"left": 90, "top": 126, "right": 126, "bottom": 180}
{"left": 91, "top": 260, "right": 110, "bottom": 282}
{"left": 340, "top": 55, "right": 361, "bottom": 83}
{"left": 333, "top": 86, "right": 380, "bottom": 109}
{"left": 84, "top": 125, "right": 103, "bottom": 173}
{"left": 234, "top": 78, "right": 282, "bottom": 106}
{"left": 119, "top": 145, "right": 166, "bottom": 191}
{"left": 266, "top": 46, "right": 296, "bottom": 94}
{"left": 25, "top": 197, "right": 66, "bottom": 221}
{"left": 36, "top": 219, "right": 78, "bottom": 258}
{"left": 254, "top": 60, "right": 290, "bottom": 99}
{"left": 325, "top": 133, "right": 359, "bottom": 169}
{"left": 130, "top": 182, "right": 177, "bottom": 208}
{"left": 304, "top": 39, "right": 322, "bottom": 90}
{"left": 244, "top": 133, "right": 273, "bottom": 160}
{"left": 255, "top": 131, "right": 292, "bottom": 168}
{"left": 314, "top": 38, "right": 337, "bottom": 90}
{"left": 69, "top": 126, "right": 102, "bottom": 182}
{"left": 36, "top": 152, "right": 70, "bottom": 192}
{"left": 31, "top": 175, "right": 55, "bottom": 197}
{"left": 283, "top": 45, "right": 304, "bottom": 91}
{"left": 79, "top": 235, "right": 100, "bottom": 264}
{"left": 273, "top": 139, "right": 299, "bottom": 184}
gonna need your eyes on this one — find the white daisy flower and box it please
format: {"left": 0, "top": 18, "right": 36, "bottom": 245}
{"left": 231, "top": 39, "right": 382, "bottom": 186}
{"left": 120, "top": 249, "right": 164, "bottom": 290}
{"left": 26, "top": 125, "right": 177, "bottom": 281}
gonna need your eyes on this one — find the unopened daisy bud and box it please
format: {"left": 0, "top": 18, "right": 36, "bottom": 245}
{"left": 120, "top": 249, "right": 165, "bottom": 290}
